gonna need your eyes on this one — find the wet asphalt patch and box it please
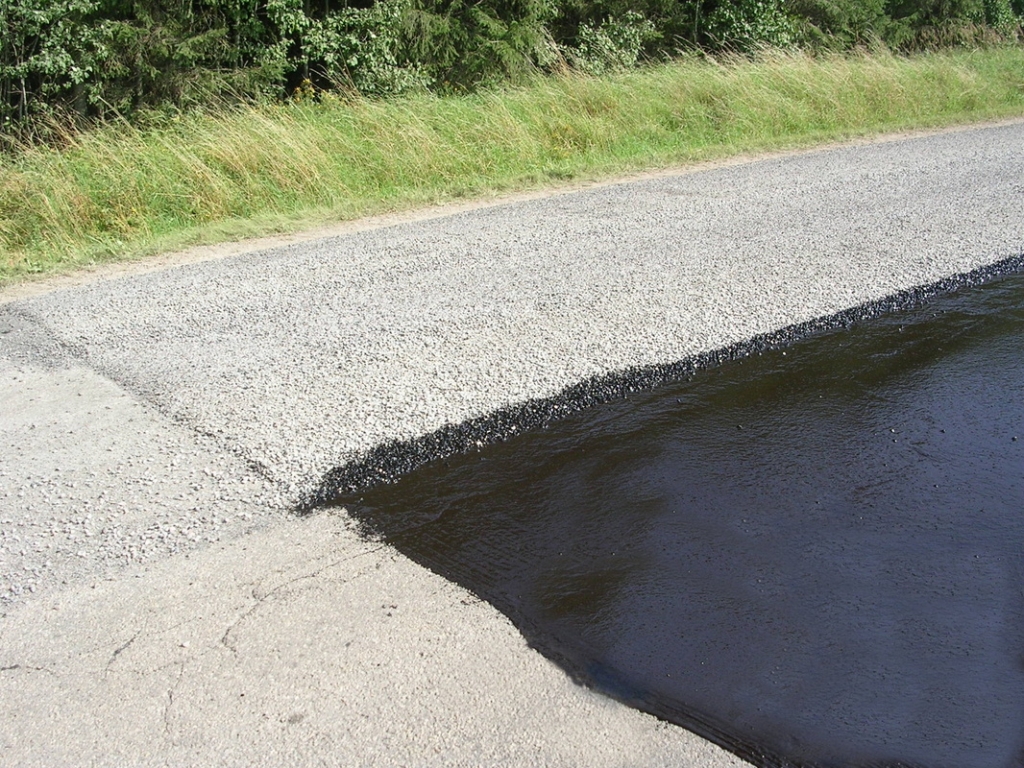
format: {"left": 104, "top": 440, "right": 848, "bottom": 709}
{"left": 305, "top": 253, "right": 1024, "bottom": 508}
{"left": 324, "top": 258, "right": 1024, "bottom": 768}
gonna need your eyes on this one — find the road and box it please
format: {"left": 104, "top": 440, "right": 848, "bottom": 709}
{"left": 1, "top": 119, "right": 1022, "bottom": 767}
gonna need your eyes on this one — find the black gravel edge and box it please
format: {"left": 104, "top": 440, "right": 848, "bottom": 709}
{"left": 299, "top": 252, "right": 1024, "bottom": 514}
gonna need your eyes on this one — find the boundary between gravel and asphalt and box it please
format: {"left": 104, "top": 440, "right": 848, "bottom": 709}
{"left": 306, "top": 252, "right": 1024, "bottom": 509}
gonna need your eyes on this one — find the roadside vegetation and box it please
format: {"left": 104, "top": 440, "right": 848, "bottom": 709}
{"left": 2, "top": 0, "right": 1023, "bottom": 284}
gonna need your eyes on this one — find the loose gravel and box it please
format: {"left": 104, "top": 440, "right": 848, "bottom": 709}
{"left": 0, "top": 356, "right": 281, "bottom": 604}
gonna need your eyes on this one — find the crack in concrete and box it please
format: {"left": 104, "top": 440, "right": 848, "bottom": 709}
{"left": 0, "top": 663, "right": 57, "bottom": 677}
{"left": 163, "top": 660, "right": 186, "bottom": 740}
{"left": 220, "top": 544, "right": 388, "bottom": 655}
{"left": 106, "top": 630, "right": 141, "bottom": 671}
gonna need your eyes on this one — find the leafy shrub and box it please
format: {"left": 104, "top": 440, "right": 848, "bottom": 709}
{"left": 706, "top": 0, "right": 798, "bottom": 50}
{"left": 2, "top": 0, "right": 1022, "bottom": 144}
{"left": 883, "top": 0, "right": 1021, "bottom": 46}
{"left": 983, "top": 0, "right": 1020, "bottom": 31}
{"left": 299, "top": 0, "right": 428, "bottom": 96}
{"left": 1, "top": 0, "right": 99, "bottom": 128}
{"left": 566, "top": 11, "right": 656, "bottom": 74}
{"left": 1, "top": 0, "right": 289, "bottom": 139}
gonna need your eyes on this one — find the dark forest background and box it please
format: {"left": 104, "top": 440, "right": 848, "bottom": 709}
{"left": 3, "top": 0, "right": 1022, "bottom": 136}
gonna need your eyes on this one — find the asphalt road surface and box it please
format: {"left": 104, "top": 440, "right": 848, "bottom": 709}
{"left": 1, "top": 119, "right": 1022, "bottom": 767}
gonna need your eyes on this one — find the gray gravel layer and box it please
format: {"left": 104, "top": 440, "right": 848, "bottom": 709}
{"left": 0, "top": 356, "right": 280, "bottom": 603}
{"left": 0, "top": 120, "right": 1021, "bottom": 767}
{"left": 9, "top": 123, "right": 1024, "bottom": 496}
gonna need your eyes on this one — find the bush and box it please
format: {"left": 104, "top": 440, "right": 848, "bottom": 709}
{"left": 298, "top": 0, "right": 429, "bottom": 96}
{"left": 565, "top": 11, "right": 656, "bottom": 74}
{"left": 884, "top": 0, "right": 1021, "bottom": 47}
{"left": 0, "top": 0, "right": 290, "bottom": 140}
{"left": 400, "top": 0, "right": 559, "bottom": 90}
{"left": 1, "top": 0, "right": 99, "bottom": 129}
{"left": 707, "top": 0, "right": 798, "bottom": 50}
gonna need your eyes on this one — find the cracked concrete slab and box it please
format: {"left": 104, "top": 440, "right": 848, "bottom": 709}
{"left": 0, "top": 513, "right": 740, "bottom": 767}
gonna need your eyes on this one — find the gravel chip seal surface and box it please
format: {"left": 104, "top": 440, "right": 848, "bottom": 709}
{"left": 9, "top": 122, "right": 1024, "bottom": 495}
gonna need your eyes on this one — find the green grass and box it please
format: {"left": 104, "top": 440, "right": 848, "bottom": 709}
{"left": 3, "top": 47, "right": 1024, "bottom": 285}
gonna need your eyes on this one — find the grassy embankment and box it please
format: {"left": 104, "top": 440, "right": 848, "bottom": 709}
{"left": 2, "top": 47, "right": 1023, "bottom": 285}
